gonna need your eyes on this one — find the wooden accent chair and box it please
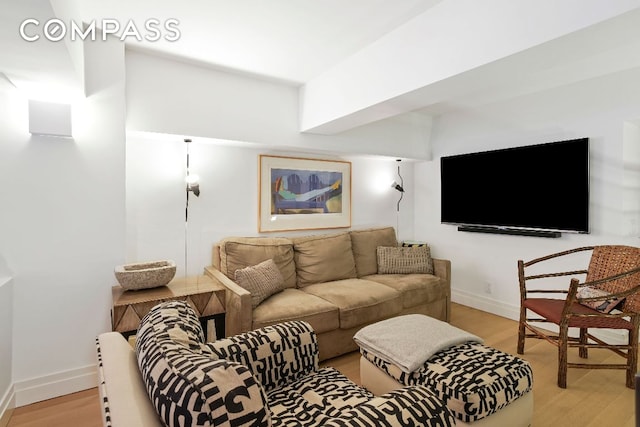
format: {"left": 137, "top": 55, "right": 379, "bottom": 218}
{"left": 517, "top": 245, "right": 640, "bottom": 388}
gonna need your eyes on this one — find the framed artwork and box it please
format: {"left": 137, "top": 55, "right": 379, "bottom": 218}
{"left": 259, "top": 155, "right": 352, "bottom": 232}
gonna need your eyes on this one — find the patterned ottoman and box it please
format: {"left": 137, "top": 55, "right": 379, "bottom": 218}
{"left": 355, "top": 315, "right": 534, "bottom": 426}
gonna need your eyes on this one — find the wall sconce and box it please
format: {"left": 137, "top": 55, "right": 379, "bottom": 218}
{"left": 185, "top": 138, "right": 200, "bottom": 194}
{"left": 28, "top": 99, "right": 72, "bottom": 137}
{"left": 186, "top": 175, "right": 200, "bottom": 197}
{"left": 391, "top": 181, "right": 404, "bottom": 193}
{"left": 185, "top": 138, "right": 200, "bottom": 222}
{"left": 184, "top": 138, "right": 200, "bottom": 277}
{"left": 391, "top": 159, "right": 404, "bottom": 212}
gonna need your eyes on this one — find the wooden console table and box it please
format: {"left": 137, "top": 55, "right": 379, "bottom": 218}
{"left": 112, "top": 275, "right": 226, "bottom": 340}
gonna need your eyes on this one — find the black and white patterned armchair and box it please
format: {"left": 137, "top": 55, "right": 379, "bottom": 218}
{"left": 129, "top": 300, "right": 456, "bottom": 427}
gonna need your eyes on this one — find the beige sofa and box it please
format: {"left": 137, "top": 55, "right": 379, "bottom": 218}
{"left": 204, "top": 226, "right": 451, "bottom": 361}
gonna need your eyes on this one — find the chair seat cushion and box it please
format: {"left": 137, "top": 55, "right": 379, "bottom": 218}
{"left": 360, "top": 342, "right": 533, "bottom": 423}
{"left": 268, "top": 367, "right": 455, "bottom": 427}
{"left": 524, "top": 298, "right": 634, "bottom": 329}
{"left": 268, "top": 367, "right": 372, "bottom": 425}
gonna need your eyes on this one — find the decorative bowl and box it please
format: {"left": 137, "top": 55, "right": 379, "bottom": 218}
{"left": 114, "top": 260, "right": 176, "bottom": 291}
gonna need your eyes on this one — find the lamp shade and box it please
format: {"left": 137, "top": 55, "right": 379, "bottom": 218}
{"left": 391, "top": 180, "right": 405, "bottom": 192}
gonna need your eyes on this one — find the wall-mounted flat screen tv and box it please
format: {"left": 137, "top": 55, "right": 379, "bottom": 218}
{"left": 440, "top": 138, "right": 589, "bottom": 236}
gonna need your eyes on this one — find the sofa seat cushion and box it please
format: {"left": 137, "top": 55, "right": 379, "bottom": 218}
{"left": 219, "top": 237, "right": 297, "bottom": 288}
{"left": 302, "top": 279, "right": 402, "bottom": 329}
{"left": 253, "top": 288, "right": 340, "bottom": 334}
{"left": 362, "top": 274, "right": 445, "bottom": 309}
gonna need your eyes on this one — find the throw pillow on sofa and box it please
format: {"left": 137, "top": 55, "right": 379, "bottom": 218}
{"left": 377, "top": 245, "right": 434, "bottom": 274}
{"left": 235, "top": 259, "right": 285, "bottom": 308}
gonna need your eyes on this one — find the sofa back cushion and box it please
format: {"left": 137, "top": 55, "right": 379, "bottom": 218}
{"left": 136, "top": 301, "right": 271, "bottom": 427}
{"left": 350, "top": 227, "right": 398, "bottom": 277}
{"left": 293, "top": 232, "right": 357, "bottom": 287}
{"left": 218, "top": 237, "right": 296, "bottom": 288}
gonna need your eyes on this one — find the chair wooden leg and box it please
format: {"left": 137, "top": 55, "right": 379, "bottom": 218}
{"left": 558, "top": 324, "right": 568, "bottom": 388}
{"left": 517, "top": 307, "right": 526, "bottom": 354}
{"left": 579, "top": 328, "right": 588, "bottom": 359}
{"left": 627, "top": 328, "right": 638, "bottom": 389}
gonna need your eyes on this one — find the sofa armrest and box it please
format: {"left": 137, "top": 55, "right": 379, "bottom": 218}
{"left": 96, "top": 332, "right": 162, "bottom": 427}
{"left": 204, "top": 266, "right": 252, "bottom": 336}
{"left": 433, "top": 258, "right": 451, "bottom": 321}
{"left": 206, "top": 321, "right": 319, "bottom": 393}
{"left": 432, "top": 258, "right": 451, "bottom": 287}
{"left": 323, "top": 386, "right": 455, "bottom": 426}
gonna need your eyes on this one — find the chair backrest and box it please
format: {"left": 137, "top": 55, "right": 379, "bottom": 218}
{"left": 586, "top": 245, "right": 640, "bottom": 312}
{"left": 136, "top": 301, "right": 271, "bottom": 426}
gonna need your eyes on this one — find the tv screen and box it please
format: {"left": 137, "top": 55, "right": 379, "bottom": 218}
{"left": 440, "top": 138, "right": 589, "bottom": 235}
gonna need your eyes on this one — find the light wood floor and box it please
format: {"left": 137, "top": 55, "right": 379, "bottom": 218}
{"left": 6, "top": 303, "right": 637, "bottom": 426}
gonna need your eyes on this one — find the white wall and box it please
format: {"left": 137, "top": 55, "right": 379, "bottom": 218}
{"left": 0, "top": 276, "right": 13, "bottom": 423}
{"left": 126, "top": 135, "right": 414, "bottom": 276}
{"left": 415, "top": 66, "right": 640, "bottom": 318}
{"left": 0, "top": 37, "right": 126, "bottom": 405}
{"left": 125, "top": 50, "right": 432, "bottom": 160}
{"left": 124, "top": 50, "right": 419, "bottom": 273}
{"left": 0, "top": 80, "right": 17, "bottom": 422}
{"left": 623, "top": 119, "right": 640, "bottom": 235}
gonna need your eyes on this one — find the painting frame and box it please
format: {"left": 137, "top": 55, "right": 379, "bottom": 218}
{"left": 259, "top": 155, "right": 352, "bottom": 232}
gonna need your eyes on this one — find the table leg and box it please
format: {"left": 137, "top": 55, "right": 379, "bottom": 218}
{"left": 200, "top": 313, "right": 226, "bottom": 341}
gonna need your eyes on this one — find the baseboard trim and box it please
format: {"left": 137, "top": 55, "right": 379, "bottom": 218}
{"left": 451, "top": 288, "right": 521, "bottom": 321}
{"left": 0, "top": 384, "right": 15, "bottom": 427}
{"left": 14, "top": 364, "right": 97, "bottom": 407}
{"left": 0, "top": 408, "right": 13, "bottom": 427}
{"left": 451, "top": 288, "right": 628, "bottom": 344}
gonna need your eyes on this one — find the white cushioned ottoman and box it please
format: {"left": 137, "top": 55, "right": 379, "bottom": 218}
{"left": 355, "top": 315, "right": 534, "bottom": 426}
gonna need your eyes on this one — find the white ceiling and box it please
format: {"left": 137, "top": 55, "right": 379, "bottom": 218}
{"left": 2, "top": 0, "right": 640, "bottom": 133}
{"left": 78, "top": 0, "right": 445, "bottom": 84}
{"left": 1, "top": 0, "right": 443, "bottom": 87}
{"left": 0, "top": 0, "right": 78, "bottom": 97}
